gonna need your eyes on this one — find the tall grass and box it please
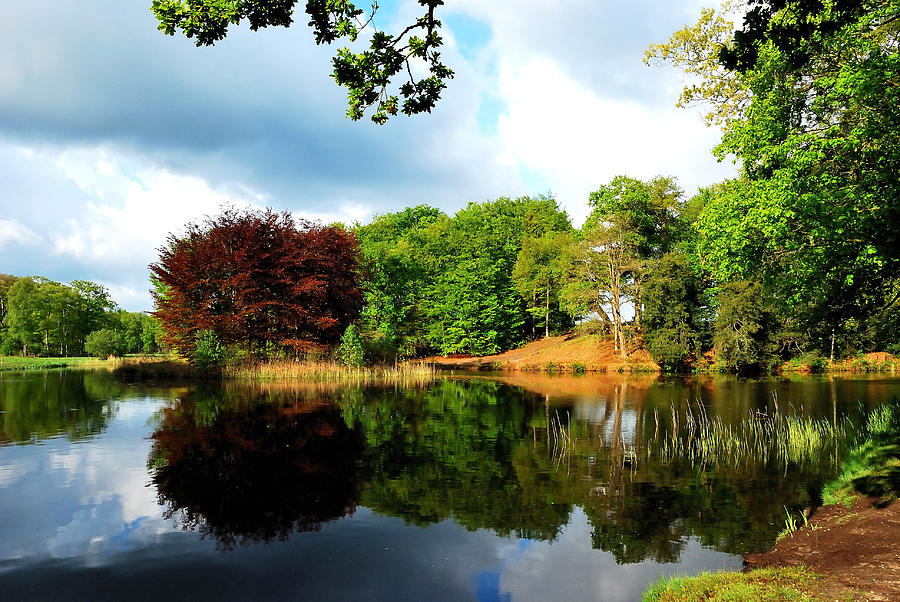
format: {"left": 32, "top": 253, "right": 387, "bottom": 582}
{"left": 224, "top": 359, "right": 437, "bottom": 385}
{"left": 822, "top": 399, "right": 900, "bottom": 506}
{"left": 651, "top": 400, "right": 856, "bottom": 470}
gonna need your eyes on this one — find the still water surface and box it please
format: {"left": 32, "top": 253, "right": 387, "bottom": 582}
{"left": 1, "top": 370, "right": 897, "bottom": 600}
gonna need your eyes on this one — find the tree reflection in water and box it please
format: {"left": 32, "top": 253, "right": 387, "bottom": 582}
{"left": 144, "top": 377, "right": 851, "bottom": 561}
{"left": 148, "top": 388, "right": 365, "bottom": 549}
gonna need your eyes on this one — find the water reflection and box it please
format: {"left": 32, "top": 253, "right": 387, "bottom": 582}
{"left": 2, "top": 369, "right": 897, "bottom": 577}
{"left": 0, "top": 370, "right": 120, "bottom": 444}
{"left": 149, "top": 387, "right": 364, "bottom": 548}
{"left": 139, "top": 377, "right": 862, "bottom": 563}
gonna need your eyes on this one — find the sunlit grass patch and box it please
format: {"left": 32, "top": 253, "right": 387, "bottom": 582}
{"left": 643, "top": 566, "right": 822, "bottom": 601}
{"left": 823, "top": 400, "right": 900, "bottom": 506}
{"left": 0, "top": 356, "right": 106, "bottom": 371}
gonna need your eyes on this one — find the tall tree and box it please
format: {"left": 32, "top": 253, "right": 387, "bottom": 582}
{"left": 3, "top": 278, "right": 41, "bottom": 356}
{"left": 513, "top": 232, "right": 570, "bottom": 339}
{"left": 355, "top": 205, "right": 444, "bottom": 360}
{"left": 644, "top": 2, "right": 750, "bottom": 126}
{"left": 561, "top": 220, "right": 640, "bottom": 359}
{"left": 421, "top": 196, "right": 571, "bottom": 355}
{"left": 150, "top": 207, "right": 363, "bottom": 360}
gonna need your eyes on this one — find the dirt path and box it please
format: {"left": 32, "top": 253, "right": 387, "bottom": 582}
{"left": 744, "top": 498, "right": 900, "bottom": 601}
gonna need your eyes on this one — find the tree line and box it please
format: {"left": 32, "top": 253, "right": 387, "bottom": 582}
{"left": 0, "top": 275, "right": 163, "bottom": 359}
{"left": 149, "top": 165, "right": 897, "bottom": 374}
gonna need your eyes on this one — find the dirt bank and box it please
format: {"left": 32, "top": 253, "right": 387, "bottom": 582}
{"left": 744, "top": 498, "right": 900, "bottom": 601}
{"left": 428, "top": 333, "right": 658, "bottom": 372}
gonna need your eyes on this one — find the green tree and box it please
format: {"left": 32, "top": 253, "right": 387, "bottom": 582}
{"left": 642, "top": 253, "right": 707, "bottom": 369}
{"left": 151, "top": 0, "right": 453, "bottom": 124}
{"left": 585, "top": 175, "right": 685, "bottom": 332}
{"left": 713, "top": 281, "right": 777, "bottom": 373}
{"left": 141, "top": 314, "right": 163, "bottom": 354}
{"left": 3, "top": 278, "right": 42, "bottom": 356}
{"left": 422, "top": 196, "right": 571, "bottom": 355}
{"left": 85, "top": 328, "right": 127, "bottom": 360}
{"left": 588, "top": 175, "right": 685, "bottom": 261}
{"left": 655, "top": 0, "right": 900, "bottom": 358}
{"left": 512, "top": 232, "right": 570, "bottom": 339}
{"left": 356, "top": 205, "right": 444, "bottom": 361}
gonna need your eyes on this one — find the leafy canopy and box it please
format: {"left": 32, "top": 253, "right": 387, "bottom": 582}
{"left": 151, "top": 0, "right": 453, "bottom": 124}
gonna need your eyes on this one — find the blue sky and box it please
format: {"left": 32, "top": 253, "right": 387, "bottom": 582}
{"left": 0, "top": 1, "right": 735, "bottom": 311}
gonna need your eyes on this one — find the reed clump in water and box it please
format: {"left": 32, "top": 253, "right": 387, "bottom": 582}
{"left": 224, "top": 360, "right": 437, "bottom": 385}
{"left": 651, "top": 400, "right": 855, "bottom": 470}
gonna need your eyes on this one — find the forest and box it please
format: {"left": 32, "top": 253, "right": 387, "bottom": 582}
{"left": 0, "top": 274, "right": 162, "bottom": 359}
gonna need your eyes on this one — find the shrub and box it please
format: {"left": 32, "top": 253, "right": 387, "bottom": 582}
{"left": 85, "top": 329, "right": 127, "bottom": 360}
{"left": 191, "top": 329, "right": 226, "bottom": 372}
{"left": 336, "top": 324, "right": 365, "bottom": 367}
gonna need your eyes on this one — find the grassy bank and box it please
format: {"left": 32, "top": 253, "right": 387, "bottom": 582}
{"left": 823, "top": 400, "right": 900, "bottom": 507}
{"left": 644, "top": 566, "right": 821, "bottom": 602}
{"left": 0, "top": 356, "right": 109, "bottom": 371}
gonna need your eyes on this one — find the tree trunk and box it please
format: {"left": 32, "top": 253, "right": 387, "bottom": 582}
{"left": 545, "top": 289, "right": 550, "bottom": 338}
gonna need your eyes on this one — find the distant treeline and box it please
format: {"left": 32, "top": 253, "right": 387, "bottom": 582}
{"left": 0, "top": 275, "right": 163, "bottom": 358}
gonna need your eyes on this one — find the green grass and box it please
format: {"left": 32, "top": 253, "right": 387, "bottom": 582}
{"left": 0, "top": 356, "right": 108, "bottom": 371}
{"left": 652, "top": 403, "right": 855, "bottom": 470}
{"left": 643, "top": 566, "right": 822, "bottom": 601}
{"left": 823, "top": 400, "right": 900, "bottom": 506}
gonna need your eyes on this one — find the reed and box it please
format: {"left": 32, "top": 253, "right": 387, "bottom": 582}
{"left": 224, "top": 359, "right": 438, "bottom": 385}
{"left": 651, "top": 400, "right": 856, "bottom": 470}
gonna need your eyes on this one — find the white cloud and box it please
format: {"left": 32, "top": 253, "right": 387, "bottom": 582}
{"left": 0, "top": 218, "right": 40, "bottom": 248}
{"left": 49, "top": 147, "right": 259, "bottom": 266}
{"left": 446, "top": 1, "right": 737, "bottom": 223}
{"left": 494, "top": 59, "right": 734, "bottom": 224}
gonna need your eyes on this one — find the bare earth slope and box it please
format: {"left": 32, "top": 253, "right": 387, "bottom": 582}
{"left": 428, "top": 333, "right": 658, "bottom": 372}
{"left": 744, "top": 499, "right": 900, "bottom": 601}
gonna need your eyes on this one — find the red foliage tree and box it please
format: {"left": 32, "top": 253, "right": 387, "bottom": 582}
{"left": 150, "top": 207, "right": 362, "bottom": 358}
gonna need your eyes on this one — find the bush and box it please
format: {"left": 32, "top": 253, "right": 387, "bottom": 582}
{"left": 85, "top": 329, "right": 127, "bottom": 360}
{"left": 575, "top": 319, "right": 609, "bottom": 337}
{"left": 191, "top": 329, "right": 226, "bottom": 372}
{"left": 336, "top": 324, "right": 365, "bottom": 367}
{"left": 798, "top": 351, "right": 827, "bottom": 373}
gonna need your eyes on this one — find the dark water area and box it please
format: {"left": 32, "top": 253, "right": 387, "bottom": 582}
{"left": 1, "top": 370, "right": 898, "bottom": 601}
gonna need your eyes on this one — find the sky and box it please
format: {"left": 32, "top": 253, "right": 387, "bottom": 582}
{"left": 0, "top": 1, "right": 736, "bottom": 311}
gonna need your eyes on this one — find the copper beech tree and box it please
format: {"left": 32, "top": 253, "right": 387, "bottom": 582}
{"left": 150, "top": 207, "right": 362, "bottom": 360}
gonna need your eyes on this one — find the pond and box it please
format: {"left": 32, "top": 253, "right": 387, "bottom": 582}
{"left": 0, "top": 370, "right": 897, "bottom": 600}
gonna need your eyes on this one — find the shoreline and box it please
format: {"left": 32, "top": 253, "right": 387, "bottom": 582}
{"left": 743, "top": 497, "right": 900, "bottom": 601}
